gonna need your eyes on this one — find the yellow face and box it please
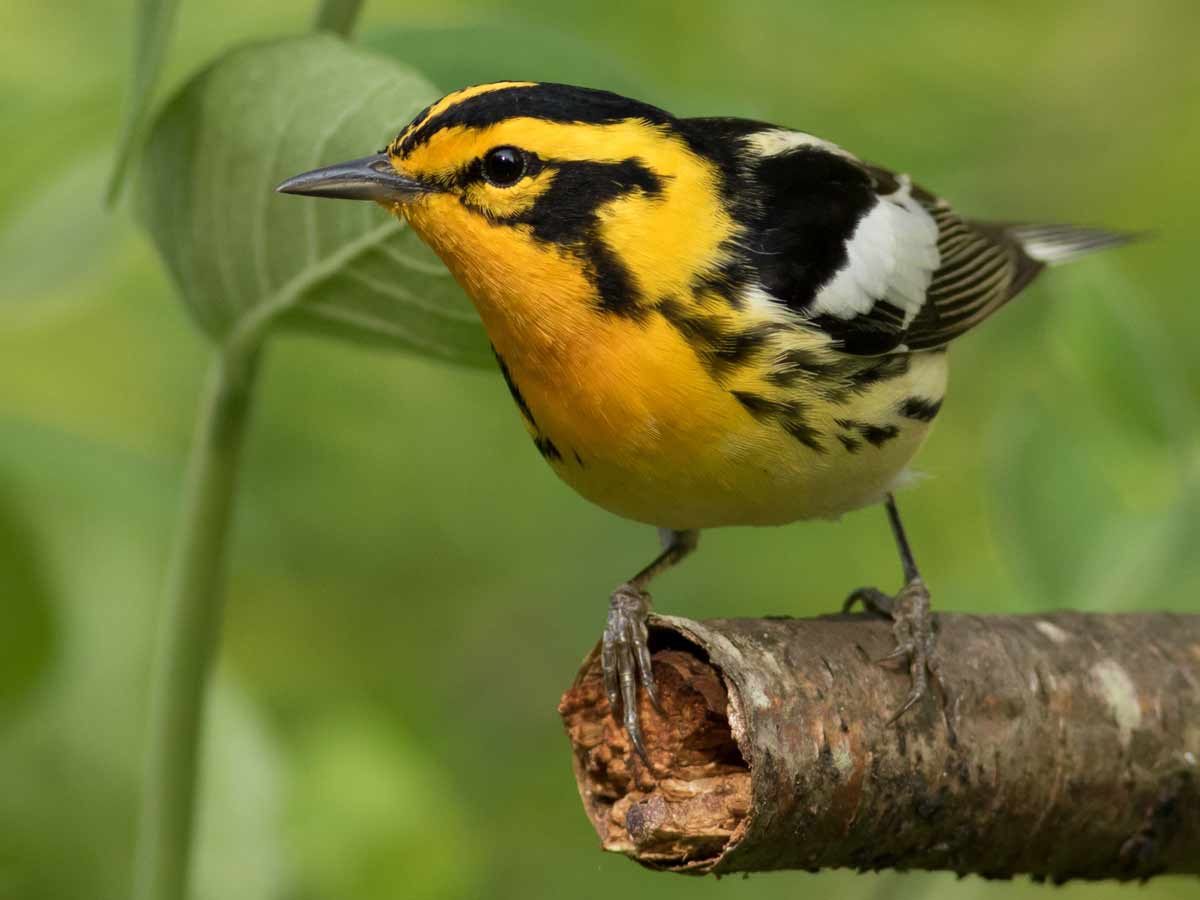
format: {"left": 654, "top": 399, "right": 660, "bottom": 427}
{"left": 375, "top": 82, "right": 743, "bottom": 354}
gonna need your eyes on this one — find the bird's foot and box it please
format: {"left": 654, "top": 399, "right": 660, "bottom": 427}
{"left": 844, "top": 577, "right": 945, "bottom": 726}
{"left": 601, "top": 583, "right": 659, "bottom": 763}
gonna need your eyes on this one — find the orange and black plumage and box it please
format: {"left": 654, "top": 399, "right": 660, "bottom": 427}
{"left": 279, "top": 81, "right": 1134, "bottom": 756}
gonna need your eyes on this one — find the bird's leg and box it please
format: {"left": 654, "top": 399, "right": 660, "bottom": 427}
{"left": 602, "top": 528, "right": 699, "bottom": 762}
{"left": 844, "top": 494, "right": 948, "bottom": 729}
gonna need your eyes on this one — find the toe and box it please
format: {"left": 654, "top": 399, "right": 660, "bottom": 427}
{"left": 842, "top": 591, "right": 864, "bottom": 614}
{"left": 844, "top": 587, "right": 896, "bottom": 618}
{"left": 601, "top": 624, "right": 620, "bottom": 712}
{"left": 631, "top": 610, "right": 660, "bottom": 711}
{"left": 887, "top": 685, "right": 925, "bottom": 725}
{"left": 857, "top": 576, "right": 947, "bottom": 730}
{"left": 617, "top": 632, "right": 647, "bottom": 761}
{"left": 874, "top": 642, "right": 914, "bottom": 666}
{"left": 604, "top": 586, "right": 656, "bottom": 762}
{"left": 624, "top": 698, "right": 649, "bottom": 763}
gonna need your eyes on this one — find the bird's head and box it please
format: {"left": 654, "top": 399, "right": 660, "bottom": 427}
{"left": 278, "top": 82, "right": 739, "bottom": 337}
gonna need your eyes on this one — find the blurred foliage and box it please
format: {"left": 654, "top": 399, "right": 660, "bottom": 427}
{"left": 362, "top": 22, "right": 649, "bottom": 95}
{"left": 0, "top": 157, "right": 125, "bottom": 318}
{"left": 0, "top": 484, "right": 56, "bottom": 717}
{"left": 287, "top": 711, "right": 483, "bottom": 899}
{"left": 106, "top": 0, "right": 182, "bottom": 203}
{"left": 137, "top": 34, "right": 489, "bottom": 362}
{"left": 2, "top": 1, "right": 1198, "bottom": 899}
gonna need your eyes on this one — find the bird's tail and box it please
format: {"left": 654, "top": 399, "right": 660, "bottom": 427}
{"left": 1005, "top": 223, "right": 1143, "bottom": 266}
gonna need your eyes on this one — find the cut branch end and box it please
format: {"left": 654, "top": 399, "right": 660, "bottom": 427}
{"left": 559, "top": 642, "right": 750, "bottom": 869}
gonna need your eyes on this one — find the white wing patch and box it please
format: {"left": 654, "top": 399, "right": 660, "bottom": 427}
{"left": 809, "top": 176, "right": 940, "bottom": 327}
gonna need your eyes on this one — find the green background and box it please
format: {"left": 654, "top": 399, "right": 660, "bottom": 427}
{"left": 2, "top": 1, "right": 1198, "bottom": 898}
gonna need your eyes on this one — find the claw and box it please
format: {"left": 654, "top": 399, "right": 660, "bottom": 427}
{"left": 600, "top": 584, "right": 657, "bottom": 764}
{"left": 849, "top": 577, "right": 945, "bottom": 727}
{"left": 886, "top": 685, "right": 925, "bottom": 725}
{"left": 873, "top": 642, "right": 913, "bottom": 666}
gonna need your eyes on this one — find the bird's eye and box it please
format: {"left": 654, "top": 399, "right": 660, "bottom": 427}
{"left": 482, "top": 146, "right": 526, "bottom": 187}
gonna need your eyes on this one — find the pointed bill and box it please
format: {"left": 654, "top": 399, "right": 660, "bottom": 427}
{"left": 276, "top": 153, "right": 426, "bottom": 202}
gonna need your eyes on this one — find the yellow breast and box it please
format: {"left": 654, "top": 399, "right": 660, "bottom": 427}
{"left": 404, "top": 190, "right": 947, "bottom": 529}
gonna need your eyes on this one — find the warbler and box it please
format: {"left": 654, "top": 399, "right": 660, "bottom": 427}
{"left": 279, "top": 81, "right": 1133, "bottom": 756}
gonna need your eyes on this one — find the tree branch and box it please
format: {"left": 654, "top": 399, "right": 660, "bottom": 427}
{"left": 558, "top": 611, "right": 1200, "bottom": 881}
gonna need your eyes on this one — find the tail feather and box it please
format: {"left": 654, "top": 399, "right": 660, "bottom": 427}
{"left": 1006, "top": 223, "right": 1142, "bottom": 265}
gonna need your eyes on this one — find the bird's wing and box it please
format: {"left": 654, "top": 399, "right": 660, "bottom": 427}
{"left": 731, "top": 127, "right": 1127, "bottom": 355}
{"left": 896, "top": 190, "right": 1042, "bottom": 352}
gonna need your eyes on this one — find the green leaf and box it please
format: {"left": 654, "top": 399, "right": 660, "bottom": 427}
{"left": 136, "top": 34, "right": 489, "bottom": 367}
{"left": 106, "top": 0, "right": 183, "bottom": 205}
{"left": 363, "top": 22, "right": 648, "bottom": 99}
{"left": 0, "top": 156, "right": 126, "bottom": 322}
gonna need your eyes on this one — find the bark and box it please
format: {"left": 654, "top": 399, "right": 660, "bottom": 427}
{"left": 558, "top": 612, "right": 1200, "bottom": 881}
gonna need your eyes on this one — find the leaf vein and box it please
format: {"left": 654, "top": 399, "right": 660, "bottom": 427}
{"left": 345, "top": 262, "right": 479, "bottom": 323}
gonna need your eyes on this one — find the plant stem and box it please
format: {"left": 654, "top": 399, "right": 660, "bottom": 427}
{"left": 312, "top": 0, "right": 366, "bottom": 37}
{"left": 132, "top": 345, "right": 262, "bottom": 900}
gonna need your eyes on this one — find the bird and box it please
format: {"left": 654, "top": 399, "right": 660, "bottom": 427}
{"left": 277, "top": 81, "right": 1134, "bottom": 758}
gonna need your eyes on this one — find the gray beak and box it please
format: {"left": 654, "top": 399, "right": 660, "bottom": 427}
{"left": 275, "top": 153, "right": 426, "bottom": 202}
